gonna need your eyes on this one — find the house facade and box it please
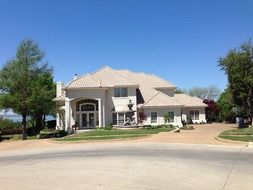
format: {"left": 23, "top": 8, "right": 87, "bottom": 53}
{"left": 54, "top": 66, "right": 207, "bottom": 132}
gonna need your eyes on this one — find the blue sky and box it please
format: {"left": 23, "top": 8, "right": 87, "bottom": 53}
{"left": 0, "top": 0, "right": 252, "bottom": 91}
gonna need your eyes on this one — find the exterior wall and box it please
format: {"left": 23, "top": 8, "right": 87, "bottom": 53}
{"left": 56, "top": 82, "right": 63, "bottom": 97}
{"left": 65, "top": 89, "right": 106, "bottom": 130}
{"left": 182, "top": 107, "right": 206, "bottom": 124}
{"left": 156, "top": 88, "right": 175, "bottom": 97}
{"left": 105, "top": 87, "right": 137, "bottom": 125}
{"left": 143, "top": 107, "right": 182, "bottom": 127}
{"left": 64, "top": 87, "right": 137, "bottom": 130}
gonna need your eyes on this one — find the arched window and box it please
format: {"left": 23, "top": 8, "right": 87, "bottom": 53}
{"left": 80, "top": 104, "right": 95, "bottom": 111}
{"left": 76, "top": 99, "right": 98, "bottom": 111}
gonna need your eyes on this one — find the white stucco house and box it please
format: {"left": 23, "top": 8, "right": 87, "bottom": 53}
{"left": 54, "top": 66, "right": 207, "bottom": 132}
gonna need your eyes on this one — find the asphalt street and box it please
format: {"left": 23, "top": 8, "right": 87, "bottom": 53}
{"left": 0, "top": 143, "right": 252, "bottom": 190}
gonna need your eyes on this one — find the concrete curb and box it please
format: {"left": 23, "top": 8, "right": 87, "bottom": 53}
{"left": 247, "top": 142, "right": 253, "bottom": 148}
{"left": 170, "top": 127, "right": 180, "bottom": 133}
{"left": 215, "top": 136, "right": 248, "bottom": 146}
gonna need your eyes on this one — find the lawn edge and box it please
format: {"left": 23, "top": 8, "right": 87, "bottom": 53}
{"left": 214, "top": 136, "right": 248, "bottom": 146}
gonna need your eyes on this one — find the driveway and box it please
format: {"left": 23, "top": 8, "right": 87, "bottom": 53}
{"left": 0, "top": 143, "right": 252, "bottom": 190}
{"left": 0, "top": 123, "right": 246, "bottom": 153}
{"left": 135, "top": 123, "right": 246, "bottom": 146}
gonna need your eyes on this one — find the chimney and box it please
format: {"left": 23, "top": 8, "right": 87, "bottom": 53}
{"left": 73, "top": 73, "right": 78, "bottom": 80}
{"left": 56, "top": 82, "right": 64, "bottom": 97}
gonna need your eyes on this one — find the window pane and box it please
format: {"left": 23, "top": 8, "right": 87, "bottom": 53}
{"left": 81, "top": 104, "right": 95, "bottom": 111}
{"left": 120, "top": 88, "right": 128, "bottom": 97}
{"left": 114, "top": 88, "right": 128, "bottom": 97}
{"left": 112, "top": 113, "right": 117, "bottom": 125}
{"left": 118, "top": 113, "right": 125, "bottom": 125}
{"left": 195, "top": 110, "right": 199, "bottom": 120}
{"left": 168, "top": 112, "right": 174, "bottom": 122}
{"left": 190, "top": 111, "right": 194, "bottom": 120}
{"left": 151, "top": 112, "right": 157, "bottom": 123}
{"left": 114, "top": 88, "right": 120, "bottom": 97}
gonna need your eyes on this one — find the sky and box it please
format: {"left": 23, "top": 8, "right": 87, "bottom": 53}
{"left": 0, "top": 0, "right": 252, "bottom": 91}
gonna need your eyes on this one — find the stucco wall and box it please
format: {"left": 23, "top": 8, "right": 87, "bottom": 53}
{"left": 182, "top": 107, "right": 206, "bottom": 123}
{"left": 105, "top": 87, "right": 137, "bottom": 124}
{"left": 66, "top": 87, "right": 137, "bottom": 127}
{"left": 143, "top": 107, "right": 182, "bottom": 127}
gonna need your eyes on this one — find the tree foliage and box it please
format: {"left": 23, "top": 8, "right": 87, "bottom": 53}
{"left": 217, "top": 88, "right": 236, "bottom": 122}
{"left": 0, "top": 39, "right": 55, "bottom": 139}
{"left": 188, "top": 85, "right": 220, "bottom": 100}
{"left": 218, "top": 41, "right": 253, "bottom": 125}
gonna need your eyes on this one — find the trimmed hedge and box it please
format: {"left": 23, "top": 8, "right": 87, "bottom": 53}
{"left": 0, "top": 119, "right": 22, "bottom": 135}
{"left": 38, "top": 129, "right": 67, "bottom": 139}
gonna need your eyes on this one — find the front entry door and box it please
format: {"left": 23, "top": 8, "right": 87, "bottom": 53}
{"left": 81, "top": 112, "right": 96, "bottom": 128}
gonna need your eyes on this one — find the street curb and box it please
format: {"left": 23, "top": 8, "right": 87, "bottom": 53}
{"left": 170, "top": 127, "right": 180, "bottom": 133}
{"left": 214, "top": 136, "right": 248, "bottom": 146}
{"left": 247, "top": 142, "right": 253, "bottom": 148}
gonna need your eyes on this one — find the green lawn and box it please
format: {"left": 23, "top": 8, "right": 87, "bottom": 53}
{"left": 56, "top": 126, "right": 175, "bottom": 142}
{"left": 219, "top": 127, "right": 253, "bottom": 142}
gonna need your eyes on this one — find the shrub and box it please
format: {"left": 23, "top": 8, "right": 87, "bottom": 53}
{"left": 0, "top": 119, "right": 22, "bottom": 135}
{"left": 104, "top": 125, "right": 113, "bottom": 130}
{"left": 38, "top": 128, "right": 67, "bottom": 139}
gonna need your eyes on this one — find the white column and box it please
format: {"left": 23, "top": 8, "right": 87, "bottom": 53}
{"left": 65, "top": 98, "right": 70, "bottom": 132}
{"left": 98, "top": 99, "right": 102, "bottom": 128}
{"left": 102, "top": 100, "right": 105, "bottom": 127}
{"left": 56, "top": 113, "right": 60, "bottom": 130}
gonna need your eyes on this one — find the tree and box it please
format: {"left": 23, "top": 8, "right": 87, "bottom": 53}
{"left": 203, "top": 99, "right": 219, "bottom": 122}
{"left": 29, "top": 70, "right": 56, "bottom": 133}
{"left": 217, "top": 88, "right": 236, "bottom": 122}
{"left": 218, "top": 41, "right": 253, "bottom": 126}
{"left": 0, "top": 39, "right": 54, "bottom": 139}
{"left": 188, "top": 85, "right": 220, "bottom": 100}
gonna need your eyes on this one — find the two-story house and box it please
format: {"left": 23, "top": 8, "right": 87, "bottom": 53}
{"left": 54, "top": 66, "right": 207, "bottom": 132}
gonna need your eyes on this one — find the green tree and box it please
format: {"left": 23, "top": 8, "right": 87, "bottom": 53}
{"left": 218, "top": 41, "right": 253, "bottom": 126}
{"left": 188, "top": 85, "right": 220, "bottom": 100}
{"left": 0, "top": 39, "right": 54, "bottom": 139}
{"left": 217, "top": 88, "right": 235, "bottom": 122}
{"left": 29, "top": 70, "right": 56, "bottom": 133}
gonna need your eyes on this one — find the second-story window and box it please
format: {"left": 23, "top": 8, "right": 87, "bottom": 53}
{"left": 114, "top": 88, "right": 128, "bottom": 97}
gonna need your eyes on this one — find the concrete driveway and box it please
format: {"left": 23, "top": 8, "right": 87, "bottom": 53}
{"left": 0, "top": 142, "right": 252, "bottom": 190}
{"left": 0, "top": 123, "right": 246, "bottom": 153}
{"left": 135, "top": 123, "right": 246, "bottom": 146}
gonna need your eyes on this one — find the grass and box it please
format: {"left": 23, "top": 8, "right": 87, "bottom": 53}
{"left": 219, "top": 127, "right": 253, "bottom": 142}
{"left": 56, "top": 126, "right": 175, "bottom": 142}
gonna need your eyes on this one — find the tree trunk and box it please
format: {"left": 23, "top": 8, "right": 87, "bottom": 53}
{"left": 43, "top": 114, "right": 46, "bottom": 129}
{"left": 35, "top": 114, "right": 43, "bottom": 133}
{"left": 22, "top": 114, "right": 27, "bottom": 140}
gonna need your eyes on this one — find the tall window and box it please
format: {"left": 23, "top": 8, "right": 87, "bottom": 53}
{"left": 168, "top": 112, "right": 174, "bottom": 122}
{"left": 190, "top": 110, "right": 199, "bottom": 120}
{"left": 112, "top": 113, "right": 117, "bottom": 125}
{"left": 114, "top": 88, "right": 128, "bottom": 97}
{"left": 151, "top": 112, "right": 157, "bottom": 123}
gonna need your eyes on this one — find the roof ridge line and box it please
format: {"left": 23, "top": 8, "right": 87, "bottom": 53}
{"left": 91, "top": 65, "right": 112, "bottom": 75}
{"left": 65, "top": 73, "right": 90, "bottom": 88}
{"left": 116, "top": 70, "right": 139, "bottom": 86}
{"left": 89, "top": 74, "right": 102, "bottom": 87}
{"left": 142, "top": 91, "right": 160, "bottom": 107}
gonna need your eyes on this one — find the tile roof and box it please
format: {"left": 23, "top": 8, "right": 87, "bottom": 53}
{"left": 66, "top": 73, "right": 101, "bottom": 89}
{"left": 57, "top": 66, "right": 207, "bottom": 108}
{"left": 53, "top": 94, "right": 65, "bottom": 101}
{"left": 142, "top": 92, "right": 183, "bottom": 107}
{"left": 174, "top": 94, "right": 207, "bottom": 107}
{"left": 65, "top": 66, "right": 137, "bottom": 89}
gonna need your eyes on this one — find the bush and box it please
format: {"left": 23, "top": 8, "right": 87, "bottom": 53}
{"left": 0, "top": 119, "right": 22, "bottom": 135}
{"left": 45, "top": 120, "right": 56, "bottom": 129}
{"left": 38, "top": 128, "right": 67, "bottom": 139}
{"left": 104, "top": 125, "right": 113, "bottom": 130}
